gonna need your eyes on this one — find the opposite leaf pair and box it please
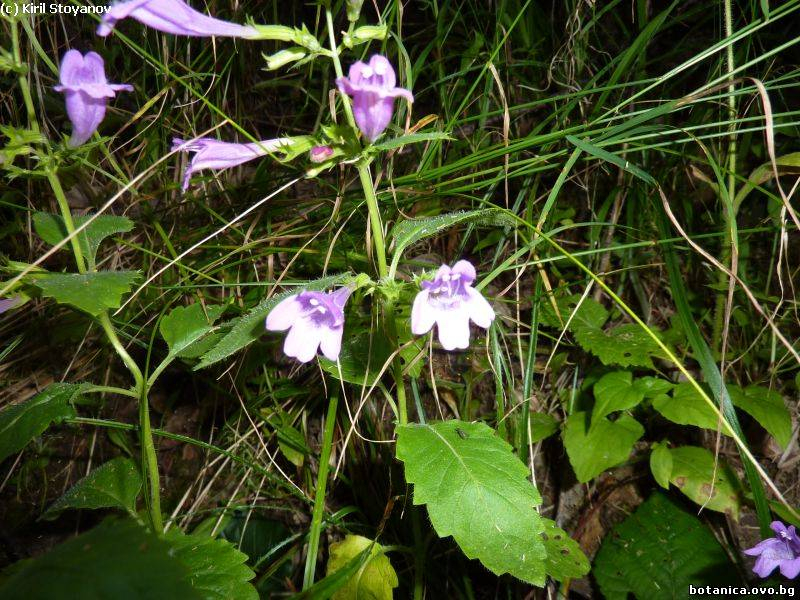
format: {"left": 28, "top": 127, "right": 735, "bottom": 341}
{"left": 265, "top": 260, "right": 495, "bottom": 363}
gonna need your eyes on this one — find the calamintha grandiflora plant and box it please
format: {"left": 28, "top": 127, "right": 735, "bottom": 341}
{"left": 1, "top": 0, "right": 799, "bottom": 598}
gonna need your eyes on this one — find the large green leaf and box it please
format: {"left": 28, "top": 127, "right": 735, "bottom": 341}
{"left": 652, "top": 382, "right": 726, "bottom": 432}
{"left": 649, "top": 442, "right": 673, "bottom": 489}
{"left": 591, "top": 371, "right": 646, "bottom": 424}
{"left": 389, "top": 209, "right": 514, "bottom": 272}
{"left": 160, "top": 303, "right": 226, "bottom": 358}
{"left": 575, "top": 323, "right": 665, "bottom": 368}
{"left": 0, "top": 519, "right": 202, "bottom": 599}
{"left": 729, "top": 384, "right": 792, "bottom": 448}
{"left": 540, "top": 519, "right": 589, "bottom": 581}
{"left": 33, "top": 212, "right": 134, "bottom": 267}
{"left": 668, "top": 446, "right": 741, "bottom": 518}
{"left": 34, "top": 271, "right": 139, "bottom": 316}
{"left": 0, "top": 383, "right": 80, "bottom": 463}
{"left": 396, "top": 419, "right": 548, "bottom": 585}
{"left": 42, "top": 457, "right": 141, "bottom": 520}
{"left": 593, "top": 493, "right": 734, "bottom": 600}
{"left": 164, "top": 530, "right": 258, "bottom": 600}
{"left": 195, "top": 274, "right": 349, "bottom": 369}
{"left": 325, "top": 535, "right": 398, "bottom": 600}
{"left": 563, "top": 412, "right": 643, "bottom": 483}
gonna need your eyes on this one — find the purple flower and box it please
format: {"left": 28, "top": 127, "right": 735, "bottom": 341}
{"left": 411, "top": 260, "right": 494, "bottom": 351}
{"left": 172, "top": 137, "right": 291, "bottom": 191}
{"left": 309, "top": 145, "right": 334, "bottom": 163}
{"left": 744, "top": 521, "right": 800, "bottom": 579}
{"left": 54, "top": 50, "right": 133, "bottom": 147}
{"left": 0, "top": 297, "right": 22, "bottom": 314}
{"left": 265, "top": 287, "right": 352, "bottom": 363}
{"left": 335, "top": 55, "right": 413, "bottom": 141}
{"left": 97, "top": 0, "right": 258, "bottom": 38}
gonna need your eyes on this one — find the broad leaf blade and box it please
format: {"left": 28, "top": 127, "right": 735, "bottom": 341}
{"left": 42, "top": 457, "right": 141, "bottom": 520}
{"left": 563, "top": 412, "right": 643, "bottom": 483}
{"left": 160, "top": 303, "right": 226, "bottom": 358}
{"left": 33, "top": 212, "right": 134, "bottom": 266}
{"left": 653, "top": 383, "right": 728, "bottom": 433}
{"left": 35, "top": 271, "right": 139, "bottom": 316}
{"left": 540, "top": 519, "right": 589, "bottom": 581}
{"left": 591, "top": 371, "right": 646, "bottom": 424}
{"left": 0, "top": 519, "right": 202, "bottom": 599}
{"left": 669, "top": 445, "right": 741, "bottom": 518}
{"left": 593, "top": 493, "right": 734, "bottom": 600}
{"left": 649, "top": 442, "right": 673, "bottom": 489}
{"left": 325, "top": 535, "right": 398, "bottom": 600}
{"left": 729, "top": 385, "right": 792, "bottom": 448}
{"left": 164, "top": 530, "right": 258, "bottom": 600}
{"left": 196, "top": 274, "right": 349, "bottom": 369}
{"left": 0, "top": 383, "right": 80, "bottom": 463}
{"left": 397, "top": 419, "right": 548, "bottom": 585}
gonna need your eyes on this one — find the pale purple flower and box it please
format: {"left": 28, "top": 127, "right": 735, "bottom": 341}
{"left": 309, "top": 145, "right": 334, "bottom": 163}
{"left": 265, "top": 288, "right": 352, "bottom": 363}
{"left": 172, "top": 137, "right": 291, "bottom": 191}
{"left": 335, "top": 55, "right": 413, "bottom": 141}
{"left": 97, "top": 0, "right": 258, "bottom": 38}
{"left": 0, "top": 297, "right": 22, "bottom": 314}
{"left": 411, "top": 260, "right": 494, "bottom": 351}
{"left": 745, "top": 521, "right": 800, "bottom": 579}
{"left": 54, "top": 50, "right": 133, "bottom": 147}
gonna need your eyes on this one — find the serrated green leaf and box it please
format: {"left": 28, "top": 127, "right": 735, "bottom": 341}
{"left": 195, "top": 274, "right": 349, "bottom": 369}
{"left": 325, "top": 535, "right": 398, "bottom": 600}
{"left": 160, "top": 303, "right": 226, "bottom": 358}
{"left": 164, "top": 530, "right": 258, "bottom": 600}
{"left": 34, "top": 271, "right": 139, "bottom": 316}
{"left": 42, "top": 457, "right": 141, "bottom": 520}
{"left": 540, "top": 293, "right": 608, "bottom": 330}
{"left": 649, "top": 442, "right": 672, "bottom": 489}
{"left": 33, "top": 212, "right": 134, "bottom": 268}
{"left": 729, "top": 385, "right": 792, "bottom": 448}
{"left": 668, "top": 446, "right": 741, "bottom": 518}
{"left": 389, "top": 209, "right": 515, "bottom": 272}
{"left": 563, "top": 412, "right": 643, "bottom": 483}
{"left": 540, "top": 519, "right": 589, "bottom": 581}
{"left": 396, "top": 419, "right": 548, "bottom": 585}
{"left": 0, "top": 519, "right": 202, "bottom": 599}
{"left": 575, "top": 323, "right": 664, "bottom": 368}
{"left": 593, "top": 493, "right": 734, "bottom": 600}
{"left": 592, "top": 371, "right": 646, "bottom": 424}
{"left": 653, "top": 383, "right": 728, "bottom": 433}
{"left": 0, "top": 383, "right": 80, "bottom": 463}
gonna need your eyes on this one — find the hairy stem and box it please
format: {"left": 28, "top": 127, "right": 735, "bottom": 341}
{"left": 302, "top": 392, "right": 339, "bottom": 589}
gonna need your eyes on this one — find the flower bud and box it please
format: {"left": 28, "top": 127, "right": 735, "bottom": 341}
{"left": 264, "top": 47, "right": 306, "bottom": 70}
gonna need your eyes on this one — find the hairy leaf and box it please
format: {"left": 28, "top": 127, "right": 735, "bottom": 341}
{"left": 43, "top": 457, "right": 141, "bottom": 520}
{"left": 196, "top": 274, "right": 349, "bottom": 369}
{"left": 35, "top": 271, "right": 139, "bottom": 316}
{"left": 575, "top": 323, "right": 664, "bottom": 368}
{"left": 325, "top": 535, "right": 398, "bottom": 600}
{"left": 593, "top": 493, "right": 734, "bottom": 600}
{"left": 668, "top": 446, "right": 741, "bottom": 518}
{"left": 397, "top": 420, "right": 548, "bottom": 585}
{"left": 563, "top": 412, "right": 643, "bottom": 483}
{"left": 540, "top": 519, "right": 590, "bottom": 581}
{"left": 0, "top": 519, "right": 201, "bottom": 599}
{"left": 0, "top": 383, "right": 80, "bottom": 463}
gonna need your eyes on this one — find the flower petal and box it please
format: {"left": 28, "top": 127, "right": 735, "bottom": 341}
{"left": 451, "top": 259, "right": 476, "bottom": 284}
{"left": 435, "top": 306, "right": 471, "bottom": 351}
{"left": 65, "top": 91, "right": 107, "bottom": 147}
{"left": 283, "top": 318, "right": 321, "bottom": 363}
{"left": 465, "top": 286, "right": 495, "bottom": 329}
{"left": 411, "top": 290, "right": 435, "bottom": 335}
{"left": 752, "top": 555, "right": 781, "bottom": 578}
{"left": 319, "top": 326, "right": 343, "bottom": 361}
{"left": 265, "top": 295, "right": 301, "bottom": 331}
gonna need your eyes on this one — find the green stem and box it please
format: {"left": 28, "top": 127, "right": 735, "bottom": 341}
{"left": 303, "top": 393, "right": 339, "bottom": 589}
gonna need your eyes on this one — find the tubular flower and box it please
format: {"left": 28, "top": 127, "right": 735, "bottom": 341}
{"left": 265, "top": 287, "right": 352, "bottom": 363}
{"left": 335, "top": 54, "right": 413, "bottom": 141}
{"left": 744, "top": 521, "right": 800, "bottom": 579}
{"left": 411, "top": 260, "right": 495, "bottom": 351}
{"left": 54, "top": 50, "right": 133, "bottom": 147}
{"left": 172, "top": 137, "right": 291, "bottom": 191}
{"left": 97, "top": 0, "right": 258, "bottom": 38}
{"left": 309, "top": 145, "right": 334, "bottom": 163}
